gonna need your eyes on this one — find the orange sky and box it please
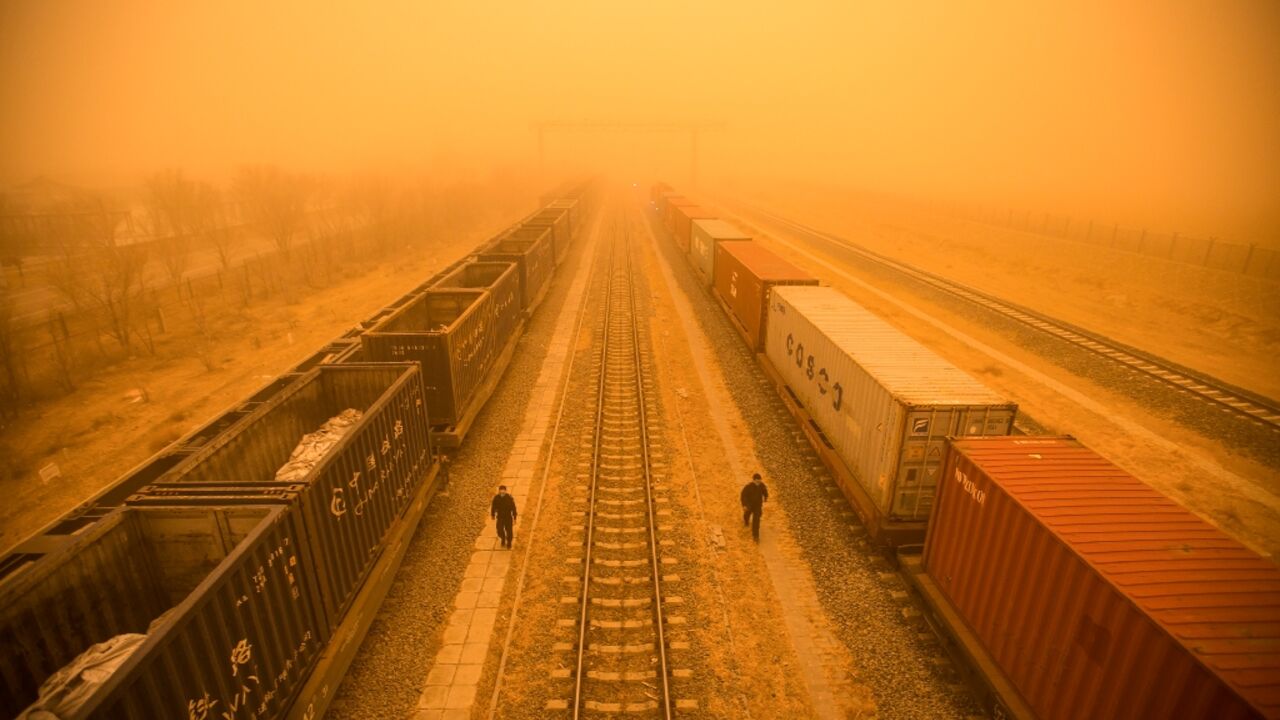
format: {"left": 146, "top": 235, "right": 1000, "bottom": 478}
{"left": 2, "top": 1, "right": 1277, "bottom": 240}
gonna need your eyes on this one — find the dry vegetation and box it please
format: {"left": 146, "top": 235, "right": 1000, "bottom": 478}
{"left": 0, "top": 171, "right": 536, "bottom": 551}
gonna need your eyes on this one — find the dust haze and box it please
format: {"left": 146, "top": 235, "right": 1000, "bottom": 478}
{"left": 2, "top": 1, "right": 1278, "bottom": 242}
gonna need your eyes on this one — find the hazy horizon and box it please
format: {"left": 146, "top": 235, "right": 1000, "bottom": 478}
{"left": 3, "top": 1, "right": 1277, "bottom": 242}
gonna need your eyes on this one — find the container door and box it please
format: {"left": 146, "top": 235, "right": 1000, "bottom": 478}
{"left": 892, "top": 408, "right": 949, "bottom": 521}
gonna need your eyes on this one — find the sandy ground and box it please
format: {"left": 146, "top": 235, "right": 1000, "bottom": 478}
{"left": 707, "top": 186, "right": 1280, "bottom": 558}
{"left": 0, "top": 206, "right": 528, "bottom": 554}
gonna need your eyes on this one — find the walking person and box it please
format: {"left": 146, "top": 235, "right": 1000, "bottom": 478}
{"left": 491, "top": 485, "right": 518, "bottom": 549}
{"left": 741, "top": 473, "right": 769, "bottom": 541}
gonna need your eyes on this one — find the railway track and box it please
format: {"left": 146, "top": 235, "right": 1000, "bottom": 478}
{"left": 726, "top": 200, "right": 1280, "bottom": 434}
{"left": 568, "top": 222, "right": 676, "bottom": 717}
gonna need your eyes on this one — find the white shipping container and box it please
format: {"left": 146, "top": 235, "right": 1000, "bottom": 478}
{"left": 689, "top": 219, "right": 751, "bottom": 286}
{"left": 765, "top": 285, "right": 1016, "bottom": 524}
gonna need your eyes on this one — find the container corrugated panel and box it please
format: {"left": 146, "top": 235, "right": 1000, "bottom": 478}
{"left": 664, "top": 198, "right": 697, "bottom": 231}
{"left": 362, "top": 290, "right": 497, "bottom": 427}
{"left": 713, "top": 241, "right": 819, "bottom": 352}
{"left": 157, "top": 364, "right": 434, "bottom": 625}
{"left": 548, "top": 199, "right": 578, "bottom": 238}
{"left": 766, "top": 285, "right": 1015, "bottom": 524}
{"left": 523, "top": 208, "right": 571, "bottom": 264}
{"left": 431, "top": 261, "right": 522, "bottom": 348}
{"left": 672, "top": 205, "right": 717, "bottom": 252}
{"left": 0, "top": 506, "right": 327, "bottom": 719}
{"left": 924, "top": 436, "right": 1280, "bottom": 720}
{"left": 689, "top": 219, "right": 750, "bottom": 287}
{"left": 479, "top": 228, "right": 555, "bottom": 311}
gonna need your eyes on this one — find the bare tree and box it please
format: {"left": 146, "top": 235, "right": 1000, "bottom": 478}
{"left": 0, "top": 284, "right": 20, "bottom": 410}
{"left": 67, "top": 195, "right": 150, "bottom": 355}
{"left": 145, "top": 169, "right": 196, "bottom": 287}
{"left": 234, "top": 165, "right": 310, "bottom": 256}
{"left": 190, "top": 182, "right": 240, "bottom": 270}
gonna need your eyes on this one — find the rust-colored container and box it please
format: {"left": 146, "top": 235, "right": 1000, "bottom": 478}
{"left": 712, "top": 241, "right": 818, "bottom": 351}
{"left": 924, "top": 436, "right": 1280, "bottom": 720}
{"left": 671, "top": 205, "right": 717, "bottom": 252}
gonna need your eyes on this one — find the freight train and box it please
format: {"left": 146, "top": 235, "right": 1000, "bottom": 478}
{"left": 0, "top": 182, "right": 596, "bottom": 719}
{"left": 648, "top": 183, "right": 1279, "bottom": 720}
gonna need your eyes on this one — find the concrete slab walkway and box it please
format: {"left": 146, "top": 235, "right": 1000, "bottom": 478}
{"left": 411, "top": 215, "right": 603, "bottom": 719}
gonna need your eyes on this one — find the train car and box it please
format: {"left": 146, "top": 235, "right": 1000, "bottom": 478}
{"left": 663, "top": 197, "right": 697, "bottom": 232}
{"left": 688, "top": 218, "right": 751, "bottom": 287}
{"left": 478, "top": 226, "right": 556, "bottom": 313}
{"left": 360, "top": 290, "right": 497, "bottom": 431}
{"left": 916, "top": 435, "right": 1280, "bottom": 720}
{"left": 671, "top": 205, "right": 717, "bottom": 252}
{"left": 712, "top": 241, "right": 818, "bottom": 352}
{"left": 141, "top": 363, "right": 434, "bottom": 625}
{"left": 2, "top": 503, "right": 328, "bottom": 719}
{"left": 650, "top": 181, "right": 672, "bottom": 205}
{"left": 764, "top": 285, "right": 1016, "bottom": 544}
{"left": 547, "top": 198, "right": 579, "bottom": 235}
{"left": 430, "top": 261, "right": 522, "bottom": 350}
{"left": 522, "top": 207, "right": 572, "bottom": 265}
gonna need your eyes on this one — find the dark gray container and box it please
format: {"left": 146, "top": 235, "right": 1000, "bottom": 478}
{"left": 431, "top": 261, "right": 522, "bottom": 345}
{"left": 0, "top": 505, "right": 326, "bottom": 719}
{"left": 522, "top": 208, "right": 571, "bottom": 264}
{"left": 153, "top": 364, "right": 434, "bottom": 625}
{"left": 360, "top": 291, "right": 496, "bottom": 428}
{"left": 478, "top": 228, "right": 555, "bottom": 312}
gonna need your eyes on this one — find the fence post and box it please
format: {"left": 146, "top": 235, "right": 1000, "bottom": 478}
{"left": 1203, "top": 238, "right": 1215, "bottom": 267}
{"left": 1138, "top": 229, "right": 1147, "bottom": 253}
{"left": 1168, "top": 233, "right": 1178, "bottom": 259}
{"left": 1242, "top": 243, "right": 1255, "bottom": 275}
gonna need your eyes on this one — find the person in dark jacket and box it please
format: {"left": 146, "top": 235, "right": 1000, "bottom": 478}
{"left": 741, "top": 473, "right": 769, "bottom": 541}
{"left": 491, "top": 485, "right": 518, "bottom": 549}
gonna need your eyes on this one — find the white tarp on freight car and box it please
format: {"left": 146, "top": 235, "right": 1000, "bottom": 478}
{"left": 765, "top": 285, "right": 1016, "bottom": 523}
{"left": 275, "top": 409, "right": 363, "bottom": 482}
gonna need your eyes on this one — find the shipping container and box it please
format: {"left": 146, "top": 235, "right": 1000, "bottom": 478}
{"left": 766, "top": 285, "right": 1015, "bottom": 536}
{"left": 924, "top": 436, "right": 1280, "bottom": 720}
{"left": 156, "top": 364, "right": 434, "bottom": 625}
{"left": 0, "top": 505, "right": 326, "bottom": 719}
{"left": 362, "top": 290, "right": 497, "bottom": 428}
{"left": 430, "top": 261, "right": 522, "bottom": 349}
{"left": 0, "top": 368, "right": 311, "bottom": 582}
{"left": 548, "top": 199, "right": 579, "bottom": 237}
{"left": 713, "top": 241, "right": 818, "bottom": 352}
{"left": 522, "top": 208, "right": 572, "bottom": 264}
{"left": 689, "top": 218, "right": 751, "bottom": 287}
{"left": 664, "top": 198, "right": 698, "bottom": 232}
{"left": 650, "top": 182, "right": 672, "bottom": 204}
{"left": 656, "top": 191, "right": 682, "bottom": 216}
{"left": 479, "top": 227, "right": 556, "bottom": 312}
{"left": 671, "top": 205, "right": 717, "bottom": 252}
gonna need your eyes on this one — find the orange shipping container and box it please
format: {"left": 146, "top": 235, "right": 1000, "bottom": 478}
{"left": 924, "top": 436, "right": 1280, "bottom": 720}
{"left": 672, "top": 205, "right": 717, "bottom": 252}
{"left": 712, "top": 241, "right": 818, "bottom": 351}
